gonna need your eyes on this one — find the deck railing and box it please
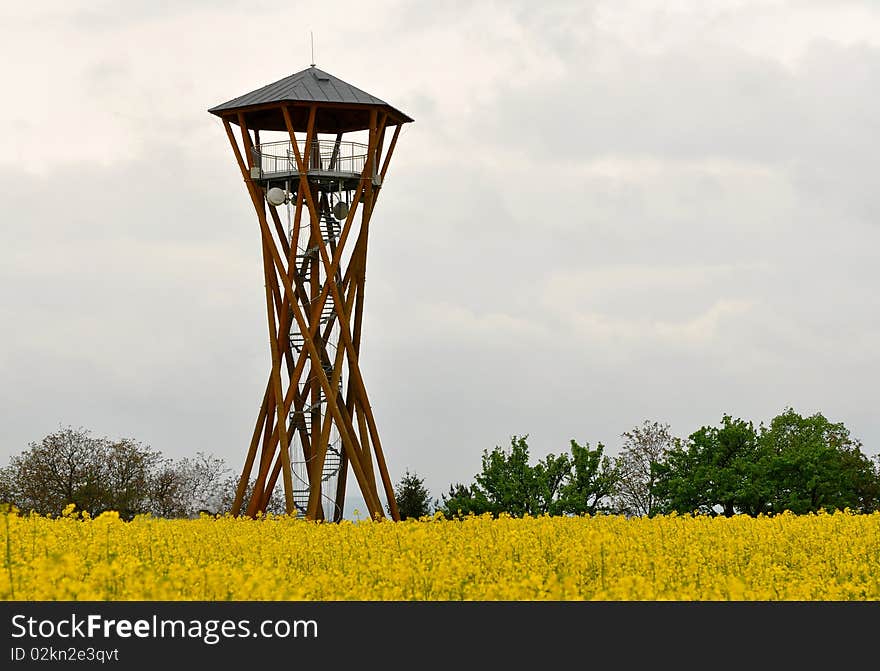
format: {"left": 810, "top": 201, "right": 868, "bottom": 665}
{"left": 253, "top": 139, "right": 368, "bottom": 177}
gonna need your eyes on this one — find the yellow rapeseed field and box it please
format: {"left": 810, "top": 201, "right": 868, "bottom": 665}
{"left": 2, "top": 507, "right": 879, "bottom": 600}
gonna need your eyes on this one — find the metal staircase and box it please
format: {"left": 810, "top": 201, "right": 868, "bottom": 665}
{"left": 288, "top": 291, "right": 335, "bottom": 354}
{"left": 284, "top": 207, "right": 346, "bottom": 518}
{"left": 322, "top": 213, "right": 341, "bottom": 243}
{"left": 290, "top": 445, "right": 344, "bottom": 515}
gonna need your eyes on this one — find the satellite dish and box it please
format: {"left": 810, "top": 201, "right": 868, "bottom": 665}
{"left": 266, "top": 187, "right": 287, "bottom": 207}
{"left": 332, "top": 201, "right": 349, "bottom": 221}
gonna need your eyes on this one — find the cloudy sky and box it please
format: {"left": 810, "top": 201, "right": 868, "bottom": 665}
{"left": 2, "top": 0, "right": 879, "bottom": 513}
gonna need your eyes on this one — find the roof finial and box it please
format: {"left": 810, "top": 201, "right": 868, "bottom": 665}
{"left": 310, "top": 31, "right": 316, "bottom": 67}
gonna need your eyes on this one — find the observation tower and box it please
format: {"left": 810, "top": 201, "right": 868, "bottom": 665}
{"left": 209, "top": 66, "right": 412, "bottom": 521}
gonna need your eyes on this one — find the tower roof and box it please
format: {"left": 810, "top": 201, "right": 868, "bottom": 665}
{"left": 208, "top": 66, "right": 413, "bottom": 132}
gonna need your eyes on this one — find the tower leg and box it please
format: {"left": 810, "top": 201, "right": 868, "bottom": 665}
{"left": 223, "top": 109, "right": 402, "bottom": 521}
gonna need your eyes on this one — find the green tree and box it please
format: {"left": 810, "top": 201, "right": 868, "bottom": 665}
{"left": 759, "top": 408, "right": 879, "bottom": 514}
{"left": 652, "top": 409, "right": 880, "bottom": 516}
{"left": 390, "top": 469, "right": 435, "bottom": 520}
{"left": 474, "top": 435, "right": 542, "bottom": 517}
{"left": 557, "top": 440, "right": 618, "bottom": 515}
{"left": 437, "top": 483, "right": 490, "bottom": 519}
{"left": 533, "top": 452, "right": 572, "bottom": 516}
{"left": 652, "top": 415, "right": 764, "bottom": 516}
{"left": 440, "top": 435, "right": 618, "bottom": 518}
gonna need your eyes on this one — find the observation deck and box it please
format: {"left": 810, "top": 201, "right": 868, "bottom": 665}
{"left": 249, "top": 139, "right": 378, "bottom": 190}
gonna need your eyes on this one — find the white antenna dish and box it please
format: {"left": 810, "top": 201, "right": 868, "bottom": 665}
{"left": 266, "top": 187, "right": 287, "bottom": 207}
{"left": 332, "top": 201, "right": 349, "bottom": 221}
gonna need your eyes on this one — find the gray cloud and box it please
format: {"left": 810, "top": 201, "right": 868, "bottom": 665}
{"left": 2, "top": 1, "right": 879, "bottom": 512}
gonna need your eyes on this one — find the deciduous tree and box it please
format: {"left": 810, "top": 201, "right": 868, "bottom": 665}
{"left": 759, "top": 408, "right": 878, "bottom": 514}
{"left": 2, "top": 426, "right": 233, "bottom": 519}
{"left": 612, "top": 421, "right": 677, "bottom": 517}
{"left": 440, "top": 435, "right": 618, "bottom": 518}
{"left": 437, "top": 483, "right": 490, "bottom": 519}
{"left": 557, "top": 440, "right": 618, "bottom": 515}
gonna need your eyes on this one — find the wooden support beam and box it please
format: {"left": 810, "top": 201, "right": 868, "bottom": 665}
{"left": 251, "top": 168, "right": 382, "bottom": 519}
{"left": 249, "top": 220, "right": 367, "bottom": 504}
{"left": 305, "top": 262, "right": 361, "bottom": 519}
{"left": 281, "top": 106, "right": 385, "bottom": 519}
{"left": 224, "top": 102, "right": 406, "bottom": 521}
{"left": 284, "top": 106, "right": 399, "bottom": 520}
{"left": 238, "top": 115, "right": 295, "bottom": 516}
{"left": 380, "top": 124, "right": 402, "bottom": 181}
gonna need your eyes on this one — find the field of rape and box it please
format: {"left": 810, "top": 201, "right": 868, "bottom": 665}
{"left": 2, "top": 507, "right": 879, "bottom": 600}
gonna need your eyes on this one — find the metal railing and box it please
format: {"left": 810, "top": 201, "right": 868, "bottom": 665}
{"left": 254, "top": 139, "right": 368, "bottom": 177}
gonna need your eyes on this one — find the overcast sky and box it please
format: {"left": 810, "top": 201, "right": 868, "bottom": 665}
{"left": 2, "top": 0, "right": 879, "bottom": 514}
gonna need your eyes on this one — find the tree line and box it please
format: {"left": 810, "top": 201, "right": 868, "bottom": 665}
{"left": 3, "top": 408, "right": 879, "bottom": 521}
{"left": 393, "top": 408, "right": 880, "bottom": 520}
{"left": 0, "top": 427, "right": 241, "bottom": 520}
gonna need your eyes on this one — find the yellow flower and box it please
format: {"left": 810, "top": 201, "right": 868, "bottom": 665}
{"left": 2, "top": 510, "right": 879, "bottom": 601}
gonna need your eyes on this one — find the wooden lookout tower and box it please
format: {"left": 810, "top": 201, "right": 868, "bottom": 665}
{"left": 209, "top": 66, "right": 413, "bottom": 521}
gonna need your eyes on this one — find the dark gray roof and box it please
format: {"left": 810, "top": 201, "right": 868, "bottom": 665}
{"left": 208, "top": 66, "right": 412, "bottom": 123}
